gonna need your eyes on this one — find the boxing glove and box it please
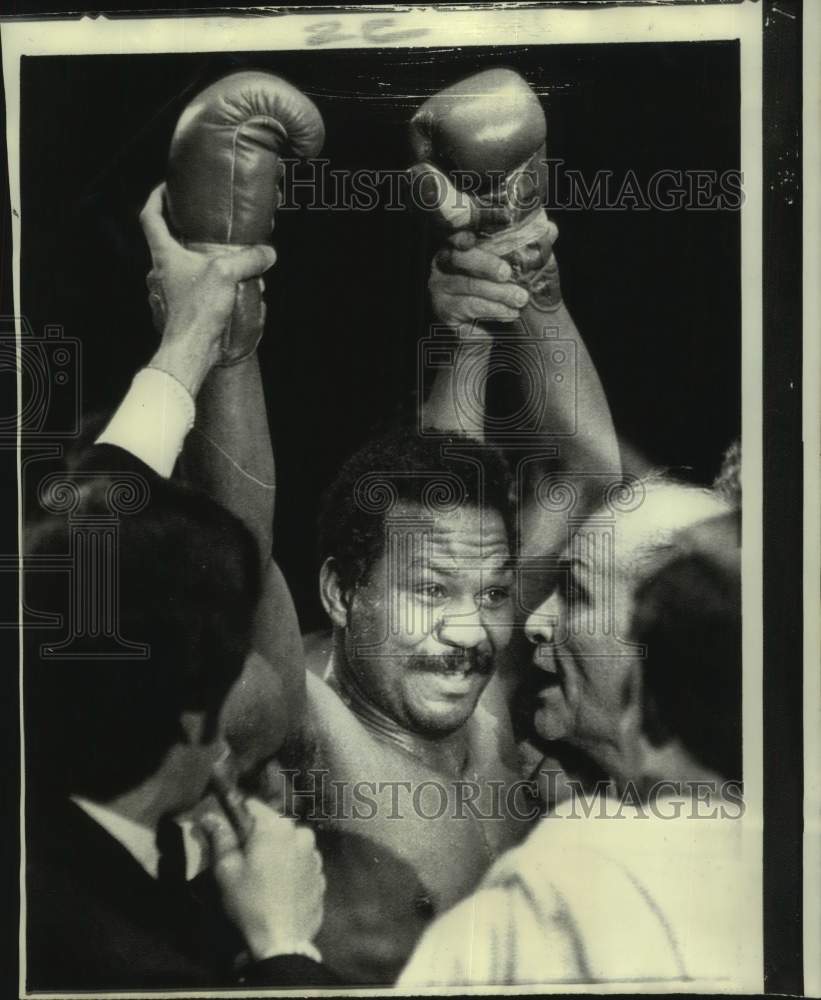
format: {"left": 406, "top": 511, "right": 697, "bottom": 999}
{"left": 409, "top": 68, "right": 561, "bottom": 312}
{"left": 160, "top": 71, "right": 325, "bottom": 364}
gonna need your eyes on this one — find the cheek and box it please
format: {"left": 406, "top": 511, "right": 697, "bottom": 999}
{"left": 392, "top": 593, "right": 438, "bottom": 643}
{"left": 581, "top": 657, "right": 635, "bottom": 717}
{"left": 352, "top": 584, "right": 421, "bottom": 637}
{"left": 613, "top": 584, "right": 637, "bottom": 637}
{"left": 348, "top": 600, "right": 426, "bottom": 664}
{"left": 485, "top": 615, "right": 513, "bottom": 650}
{"left": 346, "top": 610, "right": 409, "bottom": 697}
{"left": 370, "top": 592, "right": 439, "bottom": 651}
{"left": 346, "top": 596, "right": 386, "bottom": 661}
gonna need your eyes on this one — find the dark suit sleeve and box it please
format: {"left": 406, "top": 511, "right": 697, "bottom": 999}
{"left": 240, "top": 953, "right": 343, "bottom": 987}
{"left": 72, "top": 442, "right": 161, "bottom": 479}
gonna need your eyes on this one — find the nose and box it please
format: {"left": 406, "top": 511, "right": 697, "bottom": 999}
{"left": 435, "top": 607, "right": 487, "bottom": 650}
{"left": 524, "top": 592, "right": 559, "bottom": 646}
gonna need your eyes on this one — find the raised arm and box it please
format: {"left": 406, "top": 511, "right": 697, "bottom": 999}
{"left": 182, "top": 360, "right": 276, "bottom": 565}
{"left": 180, "top": 357, "right": 309, "bottom": 762}
{"left": 422, "top": 233, "right": 527, "bottom": 438}
{"left": 143, "top": 72, "right": 325, "bottom": 762}
{"left": 411, "top": 69, "right": 621, "bottom": 558}
{"left": 429, "top": 241, "right": 619, "bottom": 558}
{"left": 145, "top": 209, "right": 306, "bottom": 764}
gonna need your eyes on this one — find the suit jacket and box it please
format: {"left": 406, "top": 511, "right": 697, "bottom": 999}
{"left": 26, "top": 446, "right": 340, "bottom": 988}
{"left": 26, "top": 770, "right": 337, "bottom": 989}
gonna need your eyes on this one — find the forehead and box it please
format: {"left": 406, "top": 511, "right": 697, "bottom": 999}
{"left": 384, "top": 502, "right": 510, "bottom": 568}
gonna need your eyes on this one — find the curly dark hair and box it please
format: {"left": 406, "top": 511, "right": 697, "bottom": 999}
{"left": 317, "top": 426, "right": 514, "bottom": 593}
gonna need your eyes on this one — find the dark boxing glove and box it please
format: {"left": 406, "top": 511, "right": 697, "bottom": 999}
{"left": 409, "top": 68, "right": 561, "bottom": 312}
{"left": 159, "top": 71, "right": 325, "bottom": 364}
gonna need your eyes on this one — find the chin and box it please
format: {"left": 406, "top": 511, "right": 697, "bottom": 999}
{"left": 412, "top": 702, "right": 476, "bottom": 736}
{"left": 533, "top": 707, "right": 566, "bottom": 744}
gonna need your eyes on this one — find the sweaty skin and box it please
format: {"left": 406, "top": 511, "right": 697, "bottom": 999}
{"left": 184, "top": 355, "right": 531, "bottom": 984}
{"left": 301, "top": 503, "right": 530, "bottom": 982}
{"left": 301, "top": 670, "right": 525, "bottom": 983}
{"left": 173, "top": 117, "right": 622, "bottom": 974}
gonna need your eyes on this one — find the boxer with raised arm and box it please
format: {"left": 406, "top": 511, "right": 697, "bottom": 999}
{"left": 410, "top": 69, "right": 622, "bottom": 788}
{"left": 153, "top": 72, "right": 326, "bottom": 779}
{"left": 414, "top": 70, "right": 620, "bottom": 533}
{"left": 145, "top": 69, "right": 619, "bottom": 984}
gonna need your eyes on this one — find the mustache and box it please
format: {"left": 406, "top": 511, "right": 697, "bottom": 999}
{"left": 409, "top": 651, "right": 493, "bottom": 675}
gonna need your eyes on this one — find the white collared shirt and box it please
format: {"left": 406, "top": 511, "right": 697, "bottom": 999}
{"left": 72, "top": 795, "right": 161, "bottom": 879}
{"left": 70, "top": 797, "right": 323, "bottom": 964}
{"left": 71, "top": 798, "right": 209, "bottom": 882}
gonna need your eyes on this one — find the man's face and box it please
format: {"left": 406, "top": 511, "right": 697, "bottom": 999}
{"left": 342, "top": 503, "right": 513, "bottom": 736}
{"left": 523, "top": 485, "right": 730, "bottom": 780}
{"left": 522, "top": 517, "right": 643, "bottom": 780}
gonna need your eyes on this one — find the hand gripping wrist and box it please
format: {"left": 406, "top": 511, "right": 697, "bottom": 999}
{"left": 409, "top": 68, "right": 562, "bottom": 313}
{"left": 476, "top": 209, "right": 563, "bottom": 312}
{"left": 182, "top": 241, "right": 265, "bottom": 367}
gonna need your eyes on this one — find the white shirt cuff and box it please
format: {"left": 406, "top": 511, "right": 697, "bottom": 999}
{"left": 258, "top": 941, "right": 323, "bottom": 964}
{"left": 96, "top": 367, "right": 195, "bottom": 478}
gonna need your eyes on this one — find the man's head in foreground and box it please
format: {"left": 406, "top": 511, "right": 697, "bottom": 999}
{"left": 26, "top": 469, "right": 261, "bottom": 813}
{"left": 634, "top": 508, "right": 742, "bottom": 784}
{"left": 523, "top": 476, "right": 738, "bottom": 786}
{"left": 318, "top": 428, "right": 515, "bottom": 737}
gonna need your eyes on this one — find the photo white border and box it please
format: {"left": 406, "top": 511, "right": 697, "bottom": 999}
{"left": 803, "top": 1, "right": 821, "bottom": 997}
{"left": 2, "top": 3, "right": 765, "bottom": 996}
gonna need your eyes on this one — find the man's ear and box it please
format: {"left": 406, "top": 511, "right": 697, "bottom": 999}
{"left": 319, "top": 556, "right": 350, "bottom": 629}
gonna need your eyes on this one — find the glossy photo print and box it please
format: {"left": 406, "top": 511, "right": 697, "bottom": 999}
{"left": 0, "top": 2, "right": 812, "bottom": 997}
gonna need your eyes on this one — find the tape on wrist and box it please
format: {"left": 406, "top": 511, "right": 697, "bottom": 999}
{"left": 477, "top": 208, "right": 551, "bottom": 257}
{"left": 478, "top": 210, "right": 563, "bottom": 312}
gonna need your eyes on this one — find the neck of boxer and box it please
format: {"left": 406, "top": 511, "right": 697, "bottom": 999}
{"left": 328, "top": 647, "right": 472, "bottom": 779}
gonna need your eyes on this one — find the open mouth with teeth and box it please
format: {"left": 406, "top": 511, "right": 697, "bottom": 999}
{"left": 409, "top": 654, "right": 490, "bottom": 700}
{"left": 533, "top": 645, "right": 562, "bottom": 692}
{"left": 432, "top": 662, "right": 476, "bottom": 677}
{"left": 412, "top": 654, "right": 489, "bottom": 677}
{"left": 529, "top": 644, "right": 574, "bottom": 741}
{"left": 421, "top": 670, "right": 479, "bottom": 698}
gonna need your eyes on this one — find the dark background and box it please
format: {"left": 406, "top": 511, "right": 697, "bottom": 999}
{"left": 20, "top": 41, "right": 741, "bottom": 629}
